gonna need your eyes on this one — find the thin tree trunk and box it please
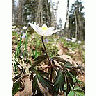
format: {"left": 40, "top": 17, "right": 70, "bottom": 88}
{"left": 66, "top": 0, "right": 70, "bottom": 38}
{"left": 12, "top": 0, "right": 15, "bottom": 24}
{"left": 46, "top": 0, "right": 50, "bottom": 27}
{"left": 75, "top": 10, "right": 78, "bottom": 39}
{"left": 78, "top": 15, "right": 83, "bottom": 40}
{"left": 17, "top": 0, "right": 23, "bottom": 26}
{"left": 36, "top": 0, "right": 43, "bottom": 26}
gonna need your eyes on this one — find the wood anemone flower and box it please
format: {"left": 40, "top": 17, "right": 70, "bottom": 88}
{"left": 28, "top": 22, "right": 56, "bottom": 36}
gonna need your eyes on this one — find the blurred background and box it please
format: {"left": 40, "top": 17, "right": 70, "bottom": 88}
{"left": 12, "top": 0, "right": 85, "bottom": 41}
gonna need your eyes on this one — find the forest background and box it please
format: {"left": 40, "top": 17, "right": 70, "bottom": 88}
{"left": 0, "top": 0, "right": 96, "bottom": 96}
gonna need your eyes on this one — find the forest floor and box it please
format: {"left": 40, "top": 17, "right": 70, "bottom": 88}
{"left": 12, "top": 29, "right": 85, "bottom": 96}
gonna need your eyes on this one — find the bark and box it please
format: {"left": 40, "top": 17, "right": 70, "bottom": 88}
{"left": 12, "top": 0, "right": 15, "bottom": 23}
{"left": 75, "top": 10, "right": 78, "bottom": 39}
{"left": 36, "top": 0, "right": 43, "bottom": 26}
{"left": 17, "top": 0, "right": 23, "bottom": 26}
{"left": 66, "top": 0, "right": 70, "bottom": 38}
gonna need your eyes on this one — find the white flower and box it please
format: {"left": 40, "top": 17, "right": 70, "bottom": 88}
{"left": 12, "top": 29, "right": 15, "bottom": 31}
{"left": 28, "top": 22, "right": 55, "bottom": 36}
{"left": 52, "top": 44, "right": 55, "bottom": 46}
{"left": 12, "top": 26, "right": 16, "bottom": 29}
{"left": 66, "top": 38, "right": 71, "bottom": 41}
{"left": 71, "top": 38, "right": 76, "bottom": 42}
{"left": 82, "top": 45, "right": 85, "bottom": 49}
{"left": 78, "top": 40, "right": 82, "bottom": 44}
{"left": 54, "top": 38, "right": 57, "bottom": 42}
{"left": 33, "top": 73, "right": 36, "bottom": 77}
{"left": 23, "top": 26, "right": 27, "bottom": 30}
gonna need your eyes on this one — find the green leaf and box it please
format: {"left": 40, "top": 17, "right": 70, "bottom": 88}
{"left": 35, "top": 50, "right": 38, "bottom": 59}
{"left": 66, "top": 71, "right": 74, "bottom": 87}
{"left": 67, "top": 72, "right": 84, "bottom": 90}
{"left": 32, "top": 76, "right": 41, "bottom": 95}
{"left": 29, "top": 55, "right": 48, "bottom": 71}
{"left": 68, "top": 91, "right": 75, "bottom": 96}
{"left": 53, "top": 70, "right": 65, "bottom": 94}
{"left": 36, "top": 74, "right": 53, "bottom": 93}
{"left": 12, "top": 81, "right": 21, "bottom": 96}
{"left": 36, "top": 40, "right": 39, "bottom": 48}
{"left": 64, "top": 62, "right": 73, "bottom": 68}
{"left": 74, "top": 90, "right": 85, "bottom": 96}
{"left": 66, "top": 77, "right": 71, "bottom": 95}
{"left": 37, "top": 70, "right": 49, "bottom": 77}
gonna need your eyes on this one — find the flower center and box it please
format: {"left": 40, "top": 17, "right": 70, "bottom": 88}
{"left": 41, "top": 27, "right": 48, "bottom": 31}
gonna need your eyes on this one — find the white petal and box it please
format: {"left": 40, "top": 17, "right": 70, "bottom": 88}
{"left": 28, "top": 23, "right": 56, "bottom": 36}
{"left": 48, "top": 27, "right": 54, "bottom": 30}
{"left": 29, "top": 23, "right": 37, "bottom": 31}
{"left": 42, "top": 24, "right": 47, "bottom": 27}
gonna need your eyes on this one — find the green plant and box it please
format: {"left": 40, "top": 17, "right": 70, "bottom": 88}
{"left": 12, "top": 24, "right": 85, "bottom": 96}
{"left": 29, "top": 36, "right": 85, "bottom": 96}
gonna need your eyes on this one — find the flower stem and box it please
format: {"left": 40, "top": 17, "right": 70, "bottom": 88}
{"left": 41, "top": 36, "right": 53, "bottom": 82}
{"left": 41, "top": 36, "right": 47, "bottom": 53}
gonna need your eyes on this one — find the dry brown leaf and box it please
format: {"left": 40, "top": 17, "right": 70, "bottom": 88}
{"left": 12, "top": 45, "right": 17, "bottom": 53}
{"left": 78, "top": 74, "right": 85, "bottom": 84}
{"left": 57, "top": 42, "right": 69, "bottom": 55}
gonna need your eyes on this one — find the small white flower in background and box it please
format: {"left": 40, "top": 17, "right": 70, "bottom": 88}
{"left": 71, "top": 38, "right": 76, "bottom": 42}
{"left": 12, "top": 26, "right": 16, "bottom": 29}
{"left": 78, "top": 40, "right": 82, "bottom": 44}
{"left": 20, "top": 56, "right": 23, "bottom": 58}
{"left": 66, "top": 38, "right": 71, "bottom": 41}
{"left": 82, "top": 45, "right": 85, "bottom": 49}
{"left": 54, "top": 38, "right": 57, "bottom": 42}
{"left": 69, "top": 48, "right": 72, "bottom": 51}
{"left": 52, "top": 43, "right": 55, "bottom": 46}
{"left": 15, "top": 28, "right": 19, "bottom": 32}
{"left": 33, "top": 73, "right": 36, "bottom": 77}
{"left": 28, "top": 22, "right": 55, "bottom": 36}
{"left": 23, "top": 26, "right": 27, "bottom": 30}
{"left": 12, "top": 29, "right": 15, "bottom": 31}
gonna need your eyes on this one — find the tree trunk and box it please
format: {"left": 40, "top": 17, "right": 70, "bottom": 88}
{"left": 17, "top": 0, "right": 23, "bottom": 26}
{"left": 12, "top": 0, "right": 15, "bottom": 24}
{"left": 75, "top": 10, "right": 78, "bottom": 39}
{"left": 66, "top": 0, "right": 70, "bottom": 38}
{"left": 78, "top": 14, "right": 83, "bottom": 40}
{"left": 46, "top": 0, "right": 50, "bottom": 27}
{"left": 36, "top": 0, "right": 43, "bottom": 26}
